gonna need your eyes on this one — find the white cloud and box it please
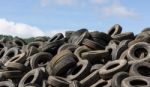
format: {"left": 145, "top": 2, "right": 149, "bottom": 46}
{"left": 39, "top": 0, "right": 138, "bottom": 19}
{"left": 0, "top": 18, "right": 74, "bottom": 38}
{"left": 91, "top": 0, "right": 110, "bottom": 4}
{"left": 0, "top": 18, "right": 45, "bottom": 38}
{"left": 100, "top": 2, "right": 137, "bottom": 18}
{"left": 55, "top": 0, "right": 75, "bottom": 6}
{"left": 40, "top": 0, "right": 49, "bottom": 7}
{"left": 40, "top": 0, "right": 75, "bottom": 7}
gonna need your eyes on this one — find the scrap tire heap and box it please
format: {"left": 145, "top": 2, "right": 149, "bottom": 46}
{"left": 0, "top": 24, "right": 150, "bottom": 87}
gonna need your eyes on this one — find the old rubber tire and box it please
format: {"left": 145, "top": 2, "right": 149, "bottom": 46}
{"left": 127, "top": 42, "right": 150, "bottom": 62}
{"left": 111, "top": 72, "right": 129, "bottom": 87}
{"left": 52, "top": 54, "right": 77, "bottom": 76}
{"left": 121, "top": 76, "right": 150, "bottom": 87}
{"left": 99, "top": 59, "right": 128, "bottom": 80}
{"left": 107, "top": 24, "right": 122, "bottom": 37}
{"left": 90, "top": 79, "right": 111, "bottom": 87}
{"left": 129, "top": 62, "right": 150, "bottom": 77}
{"left": 18, "top": 68, "right": 43, "bottom": 87}
{"left": 0, "top": 80, "right": 15, "bottom": 87}
{"left": 48, "top": 76, "right": 71, "bottom": 87}
{"left": 30, "top": 52, "right": 53, "bottom": 69}
{"left": 67, "top": 60, "right": 91, "bottom": 81}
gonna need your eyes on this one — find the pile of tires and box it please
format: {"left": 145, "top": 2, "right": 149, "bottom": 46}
{"left": 0, "top": 24, "right": 149, "bottom": 87}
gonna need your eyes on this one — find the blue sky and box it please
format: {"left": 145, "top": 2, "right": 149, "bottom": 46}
{"left": 0, "top": 0, "right": 149, "bottom": 38}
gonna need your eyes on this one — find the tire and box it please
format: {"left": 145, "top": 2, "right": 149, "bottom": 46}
{"left": 48, "top": 76, "right": 71, "bottom": 87}
{"left": 121, "top": 76, "right": 150, "bottom": 87}
{"left": 30, "top": 52, "right": 53, "bottom": 69}
{"left": 46, "top": 63, "right": 53, "bottom": 75}
{"left": 82, "top": 39, "right": 105, "bottom": 50}
{"left": 111, "top": 72, "right": 129, "bottom": 87}
{"left": 5, "top": 52, "right": 26, "bottom": 63}
{"left": 34, "top": 36, "right": 48, "bottom": 42}
{"left": 141, "top": 27, "right": 150, "bottom": 32}
{"left": 52, "top": 54, "right": 77, "bottom": 76}
{"left": 105, "top": 40, "right": 118, "bottom": 60}
{"left": 90, "top": 79, "right": 111, "bottom": 87}
{"left": 27, "top": 42, "right": 43, "bottom": 49}
{"left": 0, "top": 42, "right": 5, "bottom": 50}
{"left": 50, "top": 50, "right": 76, "bottom": 68}
{"left": 2, "top": 47, "right": 20, "bottom": 64}
{"left": 69, "top": 80, "right": 82, "bottom": 87}
{"left": 57, "top": 43, "right": 79, "bottom": 53}
{"left": 119, "top": 40, "right": 132, "bottom": 46}
{"left": 25, "top": 83, "right": 40, "bottom": 87}
{"left": 65, "top": 31, "right": 74, "bottom": 39}
{"left": 135, "top": 32, "right": 150, "bottom": 40}
{"left": 90, "top": 31, "right": 111, "bottom": 43}
{"left": 127, "top": 42, "right": 150, "bottom": 62}
{"left": 112, "top": 44, "right": 128, "bottom": 60}
{"left": 4, "top": 62, "right": 25, "bottom": 71}
{"left": 0, "top": 47, "right": 8, "bottom": 59}
{"left": 80, "top": 70, "right": 100, "bottom": 87}
{"left": 0, "top": 80, "right": 15, "bottom": 87}
{"left": 67, "top": 60, "right": 91, "bottom": 81}
{"left": 41, "top": 40, "right": 64, "bottom": 55}
{"left": 129, "top": 62, "right": 150, "bottom": 77}
{"left": 90, "top": 64, "right": 104, "bottom": 73}
{"left": 128, "top": 32, "right": 150, "bottom": 47}
{"left": 73, "top": 32, "right": 90, "bottom": 45}
{"left": 74, "top": 46, "right": 91, "bottom": 61}
{"left": 119, "top": 50, "right": 128, "bottom": 60}
{"left": 107, "top": 24, "right": 122, "bottom": 37}
{"left": 18, "top": 68, "right": 43, "bottom": 87}
{"left": 13, "top": 37, "right": 27, "bottom": 47}
{"left": 48, "top": 33, "right": 64, "bottom": 42}
{"left": 68, "top": 29, "right": 88, "bottom": 44}
{"left": 81, "top": 50, "right": 109, "bottom": 64}
{"left": 26, "top": 46, "right": 39, "bottom": 57}
{"left": 99, "top": 59, "right": 128, "bottom": 80}
{"left": 112, "top": 32, "right": 134, "bottom": 41}
{"left": 0, "top": 70, "right": 23, "bottom": 79}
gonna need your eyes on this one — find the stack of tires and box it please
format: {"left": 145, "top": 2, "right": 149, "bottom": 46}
{"left": 0, "top": 24, "right": 149, "bottom": 87}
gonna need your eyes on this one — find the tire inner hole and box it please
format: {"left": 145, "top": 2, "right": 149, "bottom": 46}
{"left": 109, "top": 28, "right": 115, "bottom": 36}
{"left": 0, "top": 50, "right": 5, "bottom": 58}
{"left": 134, "top": 48, "right": 148, "bottom": 58}
{"left": 7, "top": 52, "right": 15, "bottom": 57}
{"left": 25, "top": 75, "right": 34, "bottom": 84}
{"left": 71, "top": 65, "right": 82, "bottom": 75}
{"left": 96, "top": 81, "right": 108, "bottom": 87}
{"left": 138, "top": 66, "right": 150, "bottom": 76}
{"left": 32, "top": 44, "right": 40, "bottom": 48}
{"left": 15, "top": 41, "right": 23, "bottom": 46}
{"left": 130, "top": 79, "right": 147, "bottom": 86}
{"left": 0, "top": 44, "right": 4, "bottom": 48}
{"left": 10, "top": 56, "right": 19, "bottom": 62}
{"left": 107, "top": 63, "right": 119, "bottom": 70}
{"left": 38, "top": 58, "right": 48, "bottom": 65}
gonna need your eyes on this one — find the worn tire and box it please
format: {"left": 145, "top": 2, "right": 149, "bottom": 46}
{"left": 99, "top": 59, "right": 128, "bottom": 80}
{"left": 48, "top": 76, "right": 71, "bottom": 87}
{"left": 111, "top": 72, "right": 129, "bottom": 87}
{"left": 18, "top": 68, "right": 43, "bottom": 87}
{"left": 127, "top": 42, "right": 150, "bottom": 62}
{"left": 30, "top": 52, "right": 53, "bottom": 69}
{"left": 108, "top": 24, "right": 122, "bottom": 37}
{"left": 129, "top": 62, "right": 150, "bottom": 77}
{"left": 121, "top": 76, "right": 150, "bottom": 87}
